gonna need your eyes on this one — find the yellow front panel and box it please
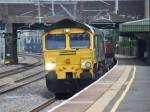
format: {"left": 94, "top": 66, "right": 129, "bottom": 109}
{"left": 43, "top": 28, "right": 96, "bottom": 79}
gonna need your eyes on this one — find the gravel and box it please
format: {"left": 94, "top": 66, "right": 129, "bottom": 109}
{"left": 0, "top": 54, "right": 64, "bottom": 112}
{"left": 0, "top": 78, "right": 55, "bottom": 112}
{"left": 0, "top": 55, "right": 40, "bottom": 74}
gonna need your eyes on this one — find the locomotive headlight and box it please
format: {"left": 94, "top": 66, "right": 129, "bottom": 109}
{"left": 45, "top": 63, "right": 56, "bottom": 71}
{"left": 81, "top": 61, "right": 91, "bottom": 69}
{"left": 85, "top": 62, "right": 91, "bottom": 68}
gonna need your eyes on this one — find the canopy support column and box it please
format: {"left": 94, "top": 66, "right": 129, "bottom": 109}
{"left": 5, "top": 23, "right": 18, "bottom": 64}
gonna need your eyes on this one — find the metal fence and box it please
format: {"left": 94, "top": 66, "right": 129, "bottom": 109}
{"left": 116, "top": 46, "right": 137, "bottom": 56}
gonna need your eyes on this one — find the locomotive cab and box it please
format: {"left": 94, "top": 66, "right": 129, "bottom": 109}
{"left": 42, "top": 19, "right": 106, "bottom": 95}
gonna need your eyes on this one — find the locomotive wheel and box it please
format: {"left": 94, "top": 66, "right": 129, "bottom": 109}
{"left": 102, "top": 65, "right": 109, "bottom": 73}
{"left": 46, "top": 78, "right": 52, "bottom": 91}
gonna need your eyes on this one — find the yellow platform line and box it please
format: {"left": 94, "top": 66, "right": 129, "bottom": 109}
{"left": 111, "top": 65, "right": 136, "bottom": 112}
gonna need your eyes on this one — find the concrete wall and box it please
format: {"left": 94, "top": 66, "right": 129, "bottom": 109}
{"left": 145, "top": 0, "right": 150, "bottom": 18}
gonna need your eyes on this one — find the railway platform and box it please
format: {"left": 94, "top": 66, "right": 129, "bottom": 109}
{"left": 48, "top": 55, "right": 150, "bottom": 112}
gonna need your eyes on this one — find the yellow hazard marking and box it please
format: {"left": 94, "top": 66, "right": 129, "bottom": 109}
{"left": 111, "top": 65, "right": 136, "bottom": 112}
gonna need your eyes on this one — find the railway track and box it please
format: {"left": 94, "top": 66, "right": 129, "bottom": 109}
{"left": 0, "top": 54, "right": 45, "bottom": 94}
{"left": 18, "top": 55, "right": 26, "bottom": 62}
{"left": 30, "top": 97, "right": 56, "bottom": 112}
{"left": 0, "top": 70, "right": 44, "bottom": 94}
{"left": 0, "top": 54, "right": 42, "bottom": 78}
{"left": 0, "top": 55, "right": 25, "bottom": 68}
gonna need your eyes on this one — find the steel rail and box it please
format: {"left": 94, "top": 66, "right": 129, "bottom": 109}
{"left": 0, "top": 55, "right": 42, "bottom": 78}
{"left": 30, "top": 97, "right": 56, "bottom": 112}
{"left": 0, "top": 71, "right": 44, "bottom": 94}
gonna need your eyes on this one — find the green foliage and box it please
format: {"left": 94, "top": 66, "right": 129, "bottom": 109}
{"left": 120, "top": 38, "right": 130, "bottom": 47}
{"left": 108, "top": 29, "right": 119, "bottom": 46}
{"left": 105, "top": 29, "right": 136, "bottom": 48}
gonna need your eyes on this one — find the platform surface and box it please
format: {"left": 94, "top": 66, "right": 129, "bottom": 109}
{"left": 49, "top": 55, "right": 150, "bottom": 112}
{"left": 105, "top": 56, "right": 150, "bottom": 112}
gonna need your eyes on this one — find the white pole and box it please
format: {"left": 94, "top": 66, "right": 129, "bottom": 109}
{"left": 115, "top": 0, "right": 119, "bottom": 14}
{"left": 38, "top": 0, "right": 41, "bottom": 23}
{"left": 52, "top": 0, "right": 55, "bottom": 16}
{"left": 74, "top": 3, "right": 77, "bottom": 19}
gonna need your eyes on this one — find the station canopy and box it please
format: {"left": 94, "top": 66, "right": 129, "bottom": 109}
{"left": 120, "top": 18, "right": 150, "bottom": 33}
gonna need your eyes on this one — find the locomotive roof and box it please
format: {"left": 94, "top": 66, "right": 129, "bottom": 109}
{"left": 44, "top": 19, "right": 94, "bottom": 33}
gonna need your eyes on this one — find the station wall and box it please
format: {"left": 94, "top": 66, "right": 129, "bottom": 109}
{"left": 17, "top": 30, "right": 43, "bottom": 53}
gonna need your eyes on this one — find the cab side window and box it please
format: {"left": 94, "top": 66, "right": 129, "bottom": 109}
{"left": 94, "top": 34, "right": 104, "bottom": 58}
{"left": 94, "top": 35, "right": 100, "bottom": 58}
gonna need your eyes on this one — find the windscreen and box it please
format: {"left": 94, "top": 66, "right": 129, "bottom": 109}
{"left": 70, "top": 33, "right": 90, "bottom": 49}
{"left": 45, "top": 34, "right": 66, "bottom": 50}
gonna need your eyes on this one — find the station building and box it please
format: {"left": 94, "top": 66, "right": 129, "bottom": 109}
{"left": 119, "top": 0, "right": 150, "bottom": 64}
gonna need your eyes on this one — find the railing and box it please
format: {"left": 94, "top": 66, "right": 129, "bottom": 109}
{"left": 115, "top": 46, "right": 136, "bottom": 56}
